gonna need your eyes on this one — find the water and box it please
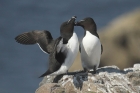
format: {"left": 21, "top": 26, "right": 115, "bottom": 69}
{"left": 0, "top": 0, "right": 140, "bottom": 93}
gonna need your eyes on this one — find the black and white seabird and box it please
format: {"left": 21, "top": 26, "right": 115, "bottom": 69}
{"left": 15, "top": 16, "right": 79, "bottom": 77}
{"left": 75, "top": 17, "right": 103, "bottom": 74}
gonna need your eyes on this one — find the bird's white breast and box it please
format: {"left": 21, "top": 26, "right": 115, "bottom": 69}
{"left": 81, "top": 31, "right": 101, "bottom": 69}
{"left": 50, "top": 32, "right": 79, "bottom": 75}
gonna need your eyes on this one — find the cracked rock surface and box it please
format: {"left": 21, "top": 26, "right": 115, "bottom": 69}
{"left": 35, "top": 64, "right": 140, "bottom": 93}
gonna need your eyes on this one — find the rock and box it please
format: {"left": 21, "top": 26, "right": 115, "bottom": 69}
{"left": 35, "top": 64, "right": 140, "bottom": 93}
{"left": 99, "top": 8, "right": 140, "bottom": 69}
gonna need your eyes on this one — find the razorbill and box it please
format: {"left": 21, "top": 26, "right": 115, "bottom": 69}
{"left": 75, "top": 17, "right": 103, "bottom": 74}
{"left": 15, "top": 16, "right": 79, "bottom": 77}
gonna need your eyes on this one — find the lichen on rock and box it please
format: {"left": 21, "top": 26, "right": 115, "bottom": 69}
{"left": 35, "top": 64, "right": 140, "bottom": 93}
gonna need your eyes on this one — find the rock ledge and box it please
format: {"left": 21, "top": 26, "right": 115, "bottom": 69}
{"left": 36, "top": 64, "right": 140, "bottom": 93}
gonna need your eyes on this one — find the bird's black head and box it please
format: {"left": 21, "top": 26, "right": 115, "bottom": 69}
{"left": 75, "top": 17, "right": 97, "bottom": 32}
{"left": 60, "top": 16, "right": 77, "bottom": 32}
{"left": 60, "top": 16, "right": 77, "bottom": 44}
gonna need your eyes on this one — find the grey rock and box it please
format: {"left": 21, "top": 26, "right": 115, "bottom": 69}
{"left": 36, "top": 64, "right": 140, "bottom": 93}
{"left": 99, "top": 9, "right": 140, "bottom": 69}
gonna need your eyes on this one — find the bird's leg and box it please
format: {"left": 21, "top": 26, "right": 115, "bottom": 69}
{"left": 65, "top": 70, "right": 71, "bottom": 75}
{"left": 53, "top": 74, "right": 64, "bottom": 83}
{"left": 92, "top": 65, "right": 96, "bottom": 74}
{"left": 66, "top": 70, "right": 77, "bottom": 75}
{"left": 66, "top": 70, "right": 68, "bottom": 75}
{"left": 83, "top": 68, "right": 89, "bottom": 73}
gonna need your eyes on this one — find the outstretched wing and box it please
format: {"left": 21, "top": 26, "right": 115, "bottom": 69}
{"left": 15, "top": 30, "right": 53, "bottom": 54}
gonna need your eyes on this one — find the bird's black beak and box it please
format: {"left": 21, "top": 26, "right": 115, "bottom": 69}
{"left": 74, "top": 19, "right": 85, "bottom": 26}
{"left": 74, "top": 21, "right": 80, "bottom": 26}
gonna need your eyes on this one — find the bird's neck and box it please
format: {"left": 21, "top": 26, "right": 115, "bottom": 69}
{"left": 84, "top": 24, "right": 99, "bottom": 38}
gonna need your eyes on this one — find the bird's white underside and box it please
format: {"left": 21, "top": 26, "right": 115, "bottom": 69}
{"left": 81, "top": 31, "right": 101, "bottom": 70}
{"left": 50, "top": 32, "right": 79, "bottom": 75}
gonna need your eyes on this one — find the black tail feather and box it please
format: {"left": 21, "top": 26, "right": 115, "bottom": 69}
{"left": 39, "top": 70, "right": 51, "bottom": 78}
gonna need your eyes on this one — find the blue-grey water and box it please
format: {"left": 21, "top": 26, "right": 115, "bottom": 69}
{"left": 0, "top": 0, "right": 140, "bottom": 93}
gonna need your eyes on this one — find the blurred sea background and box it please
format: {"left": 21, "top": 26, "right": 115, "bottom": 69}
{"left": 0, "top": 0, "right": 140, "bottom": 93}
